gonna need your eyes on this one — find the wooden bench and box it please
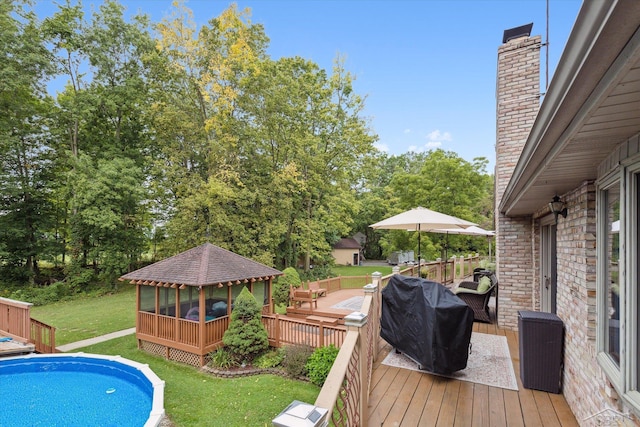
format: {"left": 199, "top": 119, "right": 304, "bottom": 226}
{"left": 290, "top": 286, "right": 317, "bottom": 310}
{"left": 308, "top": 281, "right": 327, "bottom": 297}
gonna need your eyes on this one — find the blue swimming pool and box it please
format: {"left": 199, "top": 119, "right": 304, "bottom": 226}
{"left": 0, "top": 353, "right": 165, "bottom": 427}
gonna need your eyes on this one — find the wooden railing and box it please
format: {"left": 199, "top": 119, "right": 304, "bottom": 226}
{"left": 0, "top": 297, "right": 56, "bottom": 353}
{"left": 30, "top": 318, "right": 56, "bottom": 353}
{"left": 314, "top": 281, "right": 379, "bottom": 427}
{"left": 262, "top": 315, "right": 346, "bottom": 349}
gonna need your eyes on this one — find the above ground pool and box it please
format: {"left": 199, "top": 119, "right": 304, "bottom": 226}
{"left": 0, "top": 353, "right": 164, "bottom": 427}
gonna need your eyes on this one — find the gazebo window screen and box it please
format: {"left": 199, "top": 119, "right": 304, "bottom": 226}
{"left": 231, "top": 285, "right": 244, "bottom": 308}
{"left": 206, "top": 286, "right": 229, "bottom": 319}
{"left": 140, "top": 286, "right": 155, "bottom": 313}
{"left": 159, "top": 287, "right": 176, "bottom": 317}
{"left": 179, "top": 286, "right": 198, "bottom": 319}
{"left": 252, "top": 281, "right": 267, "bottom": 306}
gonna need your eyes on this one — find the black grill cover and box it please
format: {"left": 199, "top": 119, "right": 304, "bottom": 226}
{"left": 380, "top": 275, "right": 474, "bottom": 374}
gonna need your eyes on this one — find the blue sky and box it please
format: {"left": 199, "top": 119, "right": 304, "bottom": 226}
{"left": 35, "top": 0, "right": 583, "bottom": 172}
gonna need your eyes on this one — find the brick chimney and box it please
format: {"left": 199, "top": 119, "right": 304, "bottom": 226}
{"left": 494, "top": 32, "right": 541, "bottom": 328}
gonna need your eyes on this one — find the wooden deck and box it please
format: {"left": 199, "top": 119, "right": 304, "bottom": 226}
{"left": 285, "top": 287, "right": 366, "bottom": 321}
{"left": 0, "top": 335, "right": 35, "bottom": 357}
{"left": 368, "top": 321, "right": 578, "bottom": 426}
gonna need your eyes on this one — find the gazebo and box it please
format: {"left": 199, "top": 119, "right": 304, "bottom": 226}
{"left": 119, "top": 243, "right": 282, "bottom": 366}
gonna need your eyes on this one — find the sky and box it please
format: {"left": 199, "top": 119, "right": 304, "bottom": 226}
{"left": 34, "top": 0, "right": 584, "bottom": 172}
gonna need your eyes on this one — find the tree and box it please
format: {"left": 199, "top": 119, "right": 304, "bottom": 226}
{"left": 44, "top": 0, "right": 157, "bottom": 282}
{"left": 222, "top": 286, "right": 269, "bottom": 363}
{"left": 373, "top": 149, "right": 493, "bottom": 260}
{"left": 0, "top": 1, "right": 56, "bottom": 281}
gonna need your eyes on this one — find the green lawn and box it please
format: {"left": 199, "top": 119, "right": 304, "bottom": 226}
{"left": 81, "top": 335, "right": 319, "bottom": 427}
{"left": 31, "top": 286, "right": 137, "bottom": 345}
{"left": 332, "top": 264, "right": 392, "bottom": 277}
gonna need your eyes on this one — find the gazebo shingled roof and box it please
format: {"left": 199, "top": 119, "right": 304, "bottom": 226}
{"left": 119, "top": 243, "right": 282, "bottom": 287}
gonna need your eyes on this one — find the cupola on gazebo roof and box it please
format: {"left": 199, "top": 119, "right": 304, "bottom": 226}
{"left": 120, "top": 242, "right": 282, "bottom": 287}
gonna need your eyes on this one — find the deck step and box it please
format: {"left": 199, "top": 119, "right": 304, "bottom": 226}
{"left": 306, "top": 315, "right": 339, "bottom": 325}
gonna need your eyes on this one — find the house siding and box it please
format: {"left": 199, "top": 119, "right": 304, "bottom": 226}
{"left": 495, "top": 35, "right": 541, "bottom": 329}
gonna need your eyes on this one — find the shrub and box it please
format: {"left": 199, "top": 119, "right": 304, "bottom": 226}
{"left": 479, "top": 259, "right": 496, "bottom": 272}
{"left": 253, "top": 348, "right": 285, "bottom": 369}
{"left": 209, "top": 348, "right": 238, "bottom": 369}
{"left": 282, "top": 344, "right": 314, "bottom": 378}
{"left": 306, "top": 344, "right": 339, "bottom": 386}
{"left": 272, "top": 267, "right": 302, "bottom": 307}
{"left": 222, "top": 287, "right": 269, "bottom": 363}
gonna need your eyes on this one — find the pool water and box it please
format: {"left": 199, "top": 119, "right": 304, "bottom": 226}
{"left": 0, "top": 355, "right": 163, "bottom": 427}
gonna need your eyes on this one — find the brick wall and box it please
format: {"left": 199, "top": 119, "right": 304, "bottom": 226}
{"left": 553, "top": 183, "right": 609, "bottom": 422}
{"left": 495, "top": 36, "right": 541, "bottom": 329}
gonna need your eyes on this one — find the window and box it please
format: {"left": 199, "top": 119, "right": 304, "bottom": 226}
{"left": 179, "top": 286, "right": 198, "bottom": 319}
{"left": 140, "top": 286, "right": 156, "bottom": 313}
{"left": 158, "top": 287, "right": 176, "bottom": 317}
{"left": 597, "top": 164, "right": 640, "bottom": 413}
{"left": 252, "top": 281, "right": 268, "bottom": 306}
{"left": 605, "top": 186, "right": 621, "bottom": 366}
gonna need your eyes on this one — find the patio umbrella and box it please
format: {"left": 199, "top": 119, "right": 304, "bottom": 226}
{"left": 429, "top": 225, "right": 495, "bottom": 261}
{"left": 370, "top": 206, "right": 477, "bottom": 263}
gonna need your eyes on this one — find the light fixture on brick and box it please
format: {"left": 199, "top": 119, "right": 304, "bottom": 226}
{"left": 548, "top": 195, "right": 567, "bottom": 224}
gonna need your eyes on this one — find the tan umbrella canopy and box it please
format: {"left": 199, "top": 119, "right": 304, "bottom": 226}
{"left": 370, "top": 206, "right": 476, "bottom": 262}
{"left": 429, "top": 225, "right": 495, "bottom": 260}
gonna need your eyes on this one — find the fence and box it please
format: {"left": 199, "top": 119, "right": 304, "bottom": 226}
{"left": 262, "top": 314, "right": 346, "bottom": 349}
{"left": 0, "top": 297, "right": 56, "bottom": 353}
{"left": 312, "top": 279, "right": 380, "bottom": 427}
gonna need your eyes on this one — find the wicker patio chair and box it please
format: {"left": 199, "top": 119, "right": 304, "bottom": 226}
{"left": 455, "top": 273, "right": 497, "bottom": 323}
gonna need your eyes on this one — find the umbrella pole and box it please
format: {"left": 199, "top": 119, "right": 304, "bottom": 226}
{"left": 444, "top": 232, "right": 448, "bottom": 284}
{"left": 417, "top": 224, "right": 421, "bottom": 267}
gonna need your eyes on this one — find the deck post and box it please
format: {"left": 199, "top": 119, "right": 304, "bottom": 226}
{"left": 364, "top": 280, "right": 379, "bottom": 362}
{"left": 344, "top": 311, "right": 369, "bottom": 427}
{"left": 274, "top": 314, "right": 281, "bottom": 347}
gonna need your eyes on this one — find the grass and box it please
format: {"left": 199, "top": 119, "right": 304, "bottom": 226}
{"left": 332, "top": 265, "right": 392, "bottom": 277}
{"left": 80, "top": 335, "right": 320, "bottom": 427}
{"left": 31, "top": 286, "right": 137, "bottom": 345}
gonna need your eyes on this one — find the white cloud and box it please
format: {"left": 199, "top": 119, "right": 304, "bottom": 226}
{"left": 374, "top": 142, "right": 389, "bottom": 152}
{"left": 425, "top": 141, "right": 442, "bottom": 149}
{"left": 404, "top": 128, "right": 411, "bottom": 134}
{"left": 408, "top": 145, "right": 419, "bottom": 153}
{"left": 426, "top": 130, "right": 452, "bottom": 142}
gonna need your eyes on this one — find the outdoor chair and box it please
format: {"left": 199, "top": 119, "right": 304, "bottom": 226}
{"left": 308, "top": 281, "right": 327, "bottom": 297}
{"left": 289, "top": 285, "right": 317, "bottom": 310}
{"left": 455, "top": 273, "right": 497, "bottom": 323}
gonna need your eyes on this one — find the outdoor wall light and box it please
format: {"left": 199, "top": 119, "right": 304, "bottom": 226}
{"left": 549, "top": 195, "right": 567, "bottom": 224}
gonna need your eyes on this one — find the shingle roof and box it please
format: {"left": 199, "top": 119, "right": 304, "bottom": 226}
{"left": 119, "top": 243, "right": 282, "bottom": 287}
{"left": 333, "top": 237, "right": 361, "bottom": 250}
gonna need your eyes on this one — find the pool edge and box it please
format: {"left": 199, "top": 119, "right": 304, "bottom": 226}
{"left": 1, "top": 352, "right": 165, "bottom": 427}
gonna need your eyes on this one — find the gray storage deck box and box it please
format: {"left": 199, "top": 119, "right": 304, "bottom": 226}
{"left": 518, "top": 310, "right": 564, "bottom": 393}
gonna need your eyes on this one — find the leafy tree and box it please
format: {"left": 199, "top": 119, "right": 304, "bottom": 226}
{"left": 0, "top": 1, "right": 56, "bottom": 281}
{"left": 222, "top": 286, "right": 269, "bottom": 363}
{"left": 44, "top": 0, "right": 157, "bottom": 281}
{"left": 372, "top": 149, "right": 493, "bottom": 261}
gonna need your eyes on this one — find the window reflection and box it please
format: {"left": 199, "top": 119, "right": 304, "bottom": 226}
{"left": 606, "top": 187, "right": 620, "bottom": 366}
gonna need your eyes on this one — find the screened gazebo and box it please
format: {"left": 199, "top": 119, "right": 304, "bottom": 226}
{"left": 119, "top": 243, "right": 282, "bottom": 366}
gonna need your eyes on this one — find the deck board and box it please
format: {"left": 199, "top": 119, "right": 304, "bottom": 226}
{"left": 368, "top": 321, "right": 578, "bottom": 427}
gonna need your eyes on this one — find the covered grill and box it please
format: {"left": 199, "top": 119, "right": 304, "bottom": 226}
{"left": 380, "top": 275, "right": 474, "bottom": 374}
